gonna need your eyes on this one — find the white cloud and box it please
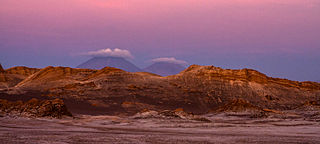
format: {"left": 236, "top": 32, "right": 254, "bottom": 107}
{"left": 151, "top": 57, "right": 187, "bottom": 65}
{"left": 84, "top": 48, "right": 134, "bottom": 59}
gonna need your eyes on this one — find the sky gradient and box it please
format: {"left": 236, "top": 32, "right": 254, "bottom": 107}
{"left": 0, "top": 0, "right": 319, "bottom": 81}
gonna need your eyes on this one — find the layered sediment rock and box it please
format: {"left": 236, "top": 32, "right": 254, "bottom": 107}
{"left": 0, "top": 66, "right": 40, "bottom": 88}
{"left": 15, "top": 66, "right": 96, "bottom": 89}
{"left": 5, "top": 66, "right": 39, "bottom": 76}
{"left": 1, "top": 65, "right": 319, "bottom": 116}
{"left": 0, "top": 98, "right": 72, "bottom": 118}
{"left": 215, "top": 99, "right": 263, "bottom": 112}
{"left": 133, "top": 108, "right": 211, "bottom": 122}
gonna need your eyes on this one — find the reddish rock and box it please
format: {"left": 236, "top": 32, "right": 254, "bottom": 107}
{"left": 0, "top": 64, "right": 4, "bottom": 73}
{"left": 2, "top": 65, "right": 320, "bottom": 116}
{"left": 0, "top": 98, "right": 72, "bottom": 118}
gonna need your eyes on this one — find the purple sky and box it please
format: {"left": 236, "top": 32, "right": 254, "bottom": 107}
{"left": 0, "top": 0, "right": 319, "bottom": 81}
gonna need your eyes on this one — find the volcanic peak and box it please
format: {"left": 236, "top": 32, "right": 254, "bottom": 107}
{"left": 143, "top": 61, "right": 186, "bottom": 76}
{"left": 77, "top": 56, "right": 142, "bottom": 72}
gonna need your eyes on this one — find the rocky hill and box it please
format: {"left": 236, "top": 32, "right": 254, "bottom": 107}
{"left": 0, "top": 66, "right": 40, "bottom": 89}
{"left": 143, "top": 62, "right": 186, "bottom": 76}
{"left": 5, "top": 66, "right": 39, "bottom": 76}
{"left": 0, "top": 65, "right": 319, "bottom": 116}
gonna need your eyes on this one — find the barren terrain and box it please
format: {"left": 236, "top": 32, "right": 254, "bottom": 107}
{"left": 1, "top": 65, "right": 320, "bottom": 143}
{"left": 0, "top": 113, "right": 319, "bottom": 144}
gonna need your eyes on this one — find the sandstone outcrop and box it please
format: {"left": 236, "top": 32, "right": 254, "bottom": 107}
{"left": 1, "top": 65, "right": 319, "bottom": 116}
{"left": 215, "top": 99, "right": 263, "bottom": 112}
{"left": 5, "top": 66, "right": 39, "bottom": 76}
{"left": 133, "top": 108, "right": 211, "bottom": 122}
{"left": 15, "top": 66, "right": 96, "bottom": 89}
{"left": 0, "top": 66, "right": 40, "bottom": 89}
{"left": 0, "top": 98, "right": 72, "bottom": 118}
{"left": 176, "top": 65, "right": 320, "bottom": 91}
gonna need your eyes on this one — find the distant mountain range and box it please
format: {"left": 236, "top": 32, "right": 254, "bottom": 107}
{"left": 77, "top": 57, "right": 141, "bottom": 72}
{"left": 143, "top": 62, "right": 185, "bottom": 76}
{"left": 77, "top": 57, "right": 185, "bottom": 76}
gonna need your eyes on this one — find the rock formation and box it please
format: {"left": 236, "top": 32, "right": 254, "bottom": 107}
{"left": 15, "top": 66, "right": 96, "bottom": 89}
{"left": 215, "top": 99, "right": 263, "bottom": 113}
{"left": 0, "top": 66, "right": 40, "bottom": 89}
{"left": 0, "top": 98, "right": 72, "bottom": 118}
{"left": 0, "top": 65, "right": 319, "bottom": 116}
{"left": 5, "top": 66, "right": 39, "bottom": 76}
{"left": 133, "top": 108, "right": 211, "bottom": 122}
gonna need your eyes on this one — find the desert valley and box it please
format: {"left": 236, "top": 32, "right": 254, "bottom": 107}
{"left": 1, "top": 0, "right": 320, "bottom": 143}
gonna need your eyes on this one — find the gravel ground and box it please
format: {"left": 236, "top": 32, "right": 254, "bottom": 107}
{"left": 0, "top": 114, "right": 319, "bottom": 144}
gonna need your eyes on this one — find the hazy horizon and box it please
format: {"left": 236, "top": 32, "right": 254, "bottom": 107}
{"left": 1, "top": 0, "right": 319, "bottom": 81}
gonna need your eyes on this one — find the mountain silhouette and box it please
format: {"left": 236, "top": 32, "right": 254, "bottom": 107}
{"left": 77, "top": 57, "right": 141, "bottom": 72}
{"left": 143, "top": 62, "right": 185, "bottom": 76}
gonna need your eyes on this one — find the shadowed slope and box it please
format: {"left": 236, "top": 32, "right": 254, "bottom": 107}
{"left": 0, "top": 64, "right": 5, "bottom": 83}
{"left": 0, "top": 64, "right": 4, "bottom": 73}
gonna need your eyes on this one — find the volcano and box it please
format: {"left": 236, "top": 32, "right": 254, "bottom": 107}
{"left": 77, "top": 57, "right": 142, "bottom": 72}
{"left": 143, "top": 62, "right": 186, "bottom": 76}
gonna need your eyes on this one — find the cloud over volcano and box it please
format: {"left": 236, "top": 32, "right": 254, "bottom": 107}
{"left": 83, "top": 48, "right": 134, "bottom": 59}
{"left": 151, "top": 57, "right": 187, "bottom": 65}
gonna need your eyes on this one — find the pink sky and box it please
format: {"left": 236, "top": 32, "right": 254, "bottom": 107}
{"left": 1, "top": 0, "right": 319, "bottom": 53}
{"left": 0, "top": 0, "right": 319, "bottom": 81}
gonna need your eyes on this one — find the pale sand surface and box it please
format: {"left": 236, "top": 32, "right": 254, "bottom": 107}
{"left": 0, "top": 114, "right": 319, "bottom": 144}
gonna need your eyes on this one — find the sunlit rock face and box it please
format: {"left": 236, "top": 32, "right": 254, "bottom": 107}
{"left": 0, "top": 66, "right": 40, "bottom": 89}
{"left": 5, "top": 66, "right": 39, "bottom": 76}
{"left": 1, "top": 65, "right": 318, "bottom": 116}
{"left": 77, "top": 57, "right": 142, "bottom": 72}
